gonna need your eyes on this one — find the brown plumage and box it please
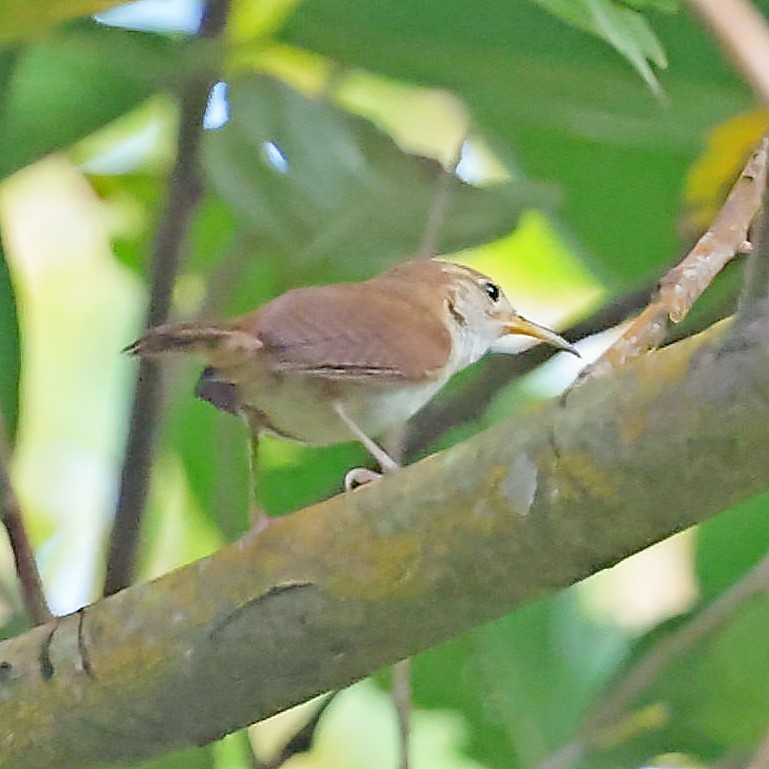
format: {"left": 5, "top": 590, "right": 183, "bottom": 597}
{"left": 126, "top": 258, "right": 576, "bottom": 450}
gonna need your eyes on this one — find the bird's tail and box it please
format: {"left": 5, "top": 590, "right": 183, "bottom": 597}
{"left": 123, "top": 322, "right": 261, "bottom": 360}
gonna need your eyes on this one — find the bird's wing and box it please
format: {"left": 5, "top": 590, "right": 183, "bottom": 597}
{"left": 235, "top": 284, "right": 452, "bottom": 382}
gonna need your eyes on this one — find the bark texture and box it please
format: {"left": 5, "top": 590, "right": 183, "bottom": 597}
{"left": 2, "top": 317, "right": 769, "bottom": 769}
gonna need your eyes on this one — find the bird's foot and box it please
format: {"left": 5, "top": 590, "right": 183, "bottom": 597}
{"left": 344, "top": 467, "right": 383, "bottom": 491}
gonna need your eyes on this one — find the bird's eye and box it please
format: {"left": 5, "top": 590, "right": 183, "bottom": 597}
{"left": 483, "top": 281, "right": 501, "bottom": 302}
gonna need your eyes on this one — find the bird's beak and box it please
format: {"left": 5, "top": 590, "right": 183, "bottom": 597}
{"left": 503, "top": 315, "right": 581, "bottom": 357}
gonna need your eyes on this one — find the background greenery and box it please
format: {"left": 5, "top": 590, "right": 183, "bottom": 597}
{"left": 1, "top": 0, "right": 768, "bottom": 767}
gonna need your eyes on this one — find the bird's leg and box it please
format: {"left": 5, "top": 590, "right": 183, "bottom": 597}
{"left": 332, "top": 402, "right": 398, "bottom": 491}
{"left": 333, "top": 402, "right": 398, "bottom": 470}
{"left": 246, "top": 431, "right": 271, "bottom": 533}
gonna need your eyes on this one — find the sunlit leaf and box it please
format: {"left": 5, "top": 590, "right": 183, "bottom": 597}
{"left": 0, "top": 23, "right": 199, "bottom": 179}
{"left": 204, "top": 75, "right": 553, "bottom": 280}
{"left": 682, "top": 109, "right": 768, "bottom": 233}
{"left": 280, "top": 0, "right": 752, "bottom": 287}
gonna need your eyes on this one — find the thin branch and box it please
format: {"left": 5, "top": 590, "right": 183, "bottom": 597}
{"left": 535, "top": 547, "right": 769, "bottom": 769}
{"left": 103, "top": 0, "right": 231, "bottom": 596}
{"left": 570, "top": 138, "right": 766, "bottom": 389}
{"left": 405, "top": 284, "right": 653, "bottom": 459}
{"left": 592, "top": 549, "right": 769, "bottom": 728}
{"left": 0, "top": 412, "right": 50, "bottom": 626}
{"left": 688, "top": 0, "right": 769, "bottom": 106}
{"left": 390, "top": 126, "right": 471, "bottom": 763}
{"left": 416, "top": 130, "right": 468, "bottom": 259}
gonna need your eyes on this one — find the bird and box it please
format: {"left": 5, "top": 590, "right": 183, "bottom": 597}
{"left": 126, "top": 258, "right": 578, "bottom": 490}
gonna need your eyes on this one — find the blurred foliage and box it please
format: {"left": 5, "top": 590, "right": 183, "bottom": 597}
{"left": 1, "top": 1, "right": 769, "bottom": 769}
{"left": 0, "top": 235, "right": 19, "bottom": 439}
{"left": 0, "top": 0, "right": 122, "bottom": 46}
{"left": 278, "top": 0, "right": 757, "bottom": 287}
{"left": 0, "top": 23, "right": 202, "bottom": 178}
{"left": 205, "top": 75, "right": 554, "bottom": 278}
{"left": 407, "top": 594, "right": 627, "bottom": 768}
{"left": 534, "top": 0, "right": 668, "bottom": 93}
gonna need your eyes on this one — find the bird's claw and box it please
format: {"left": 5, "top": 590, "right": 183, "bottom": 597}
{"left": 344, "top": 467, "right": 383, "bottom": 491}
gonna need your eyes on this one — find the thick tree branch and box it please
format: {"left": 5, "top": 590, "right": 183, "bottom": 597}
{"left": 103, "top": 0, "right": 231, "bottom": 596}
{"left": 4, "top": 311, "right": 769, "bottom": 767}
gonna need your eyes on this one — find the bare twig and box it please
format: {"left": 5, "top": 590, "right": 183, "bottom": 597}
{"left": 570, "top": 138, "right": 766, "bottom": 389}
{"left": 0, "top": 412, "right": 50, "bottom": 626}
{"left": 591, "top": 551, "right": 769, "bottom": 726}
{"left": 103, "top": 0, "right": 231, "bottom": 596}
{"left": 416, "top": 130, "right": 468, "bottom": 259}
{"left": 535, "top": 547, "right": 769, "bottom": 769}
{"left": 688, "top": 0, "right": 769, "bottom": 106}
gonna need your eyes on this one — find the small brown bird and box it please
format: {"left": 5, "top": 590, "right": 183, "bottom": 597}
{"left": 126, "top": 258, "right": 578, "bottom": 477}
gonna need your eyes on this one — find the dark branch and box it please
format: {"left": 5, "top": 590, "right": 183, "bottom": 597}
{"left": 405, "top": 284, "right": 652, "bottom": 459}
{"left": 103, "top": 0, "right": 231, "bottom": 597}
{"left": 735, "top": 142, "right": 769, "bottom": 328}
{"left": 0, "top": 412, "right": 50, "bottom": 626}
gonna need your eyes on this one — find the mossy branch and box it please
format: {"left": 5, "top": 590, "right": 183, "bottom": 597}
{"left": 2, "top": 317, "right": 769, "bottom": 768}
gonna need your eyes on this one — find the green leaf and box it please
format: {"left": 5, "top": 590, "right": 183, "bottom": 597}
{"left": 409, "top": 593, "right": 627, "bottom": 768}
{"left": 0, "top": 611, "right": 28, "bottom": 643}
{"left": 279, "top": 0, "right": 752, "bottom": 288}
{"left": 133, "top": 743, "right": 216, "bottom": 769}
{"left": 0, "top": 23, "right": 197, "bottom": 179}
{"left": 695, "top": 493, "right": 769, "bottom": 602}
{"left": 533, "top": 0, "right": 667, "bottom": 93}
{"left": 204, "top": 75, "right": 554, "bottom": 279}
{"left": 619, "top": 0, "right": 680, "bottom": 11}
{"left": 583, "top": 593, "right": 769, "bottom": 768}
{"left": 0, "top": 233, "right": 20, "bottom": 440}
{"left": 165, "top": 393, "right": 251, "bottom": 542}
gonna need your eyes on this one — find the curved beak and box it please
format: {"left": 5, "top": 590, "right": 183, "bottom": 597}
{"left": 503, "top": 315, "right": 581, "bottom": 357}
